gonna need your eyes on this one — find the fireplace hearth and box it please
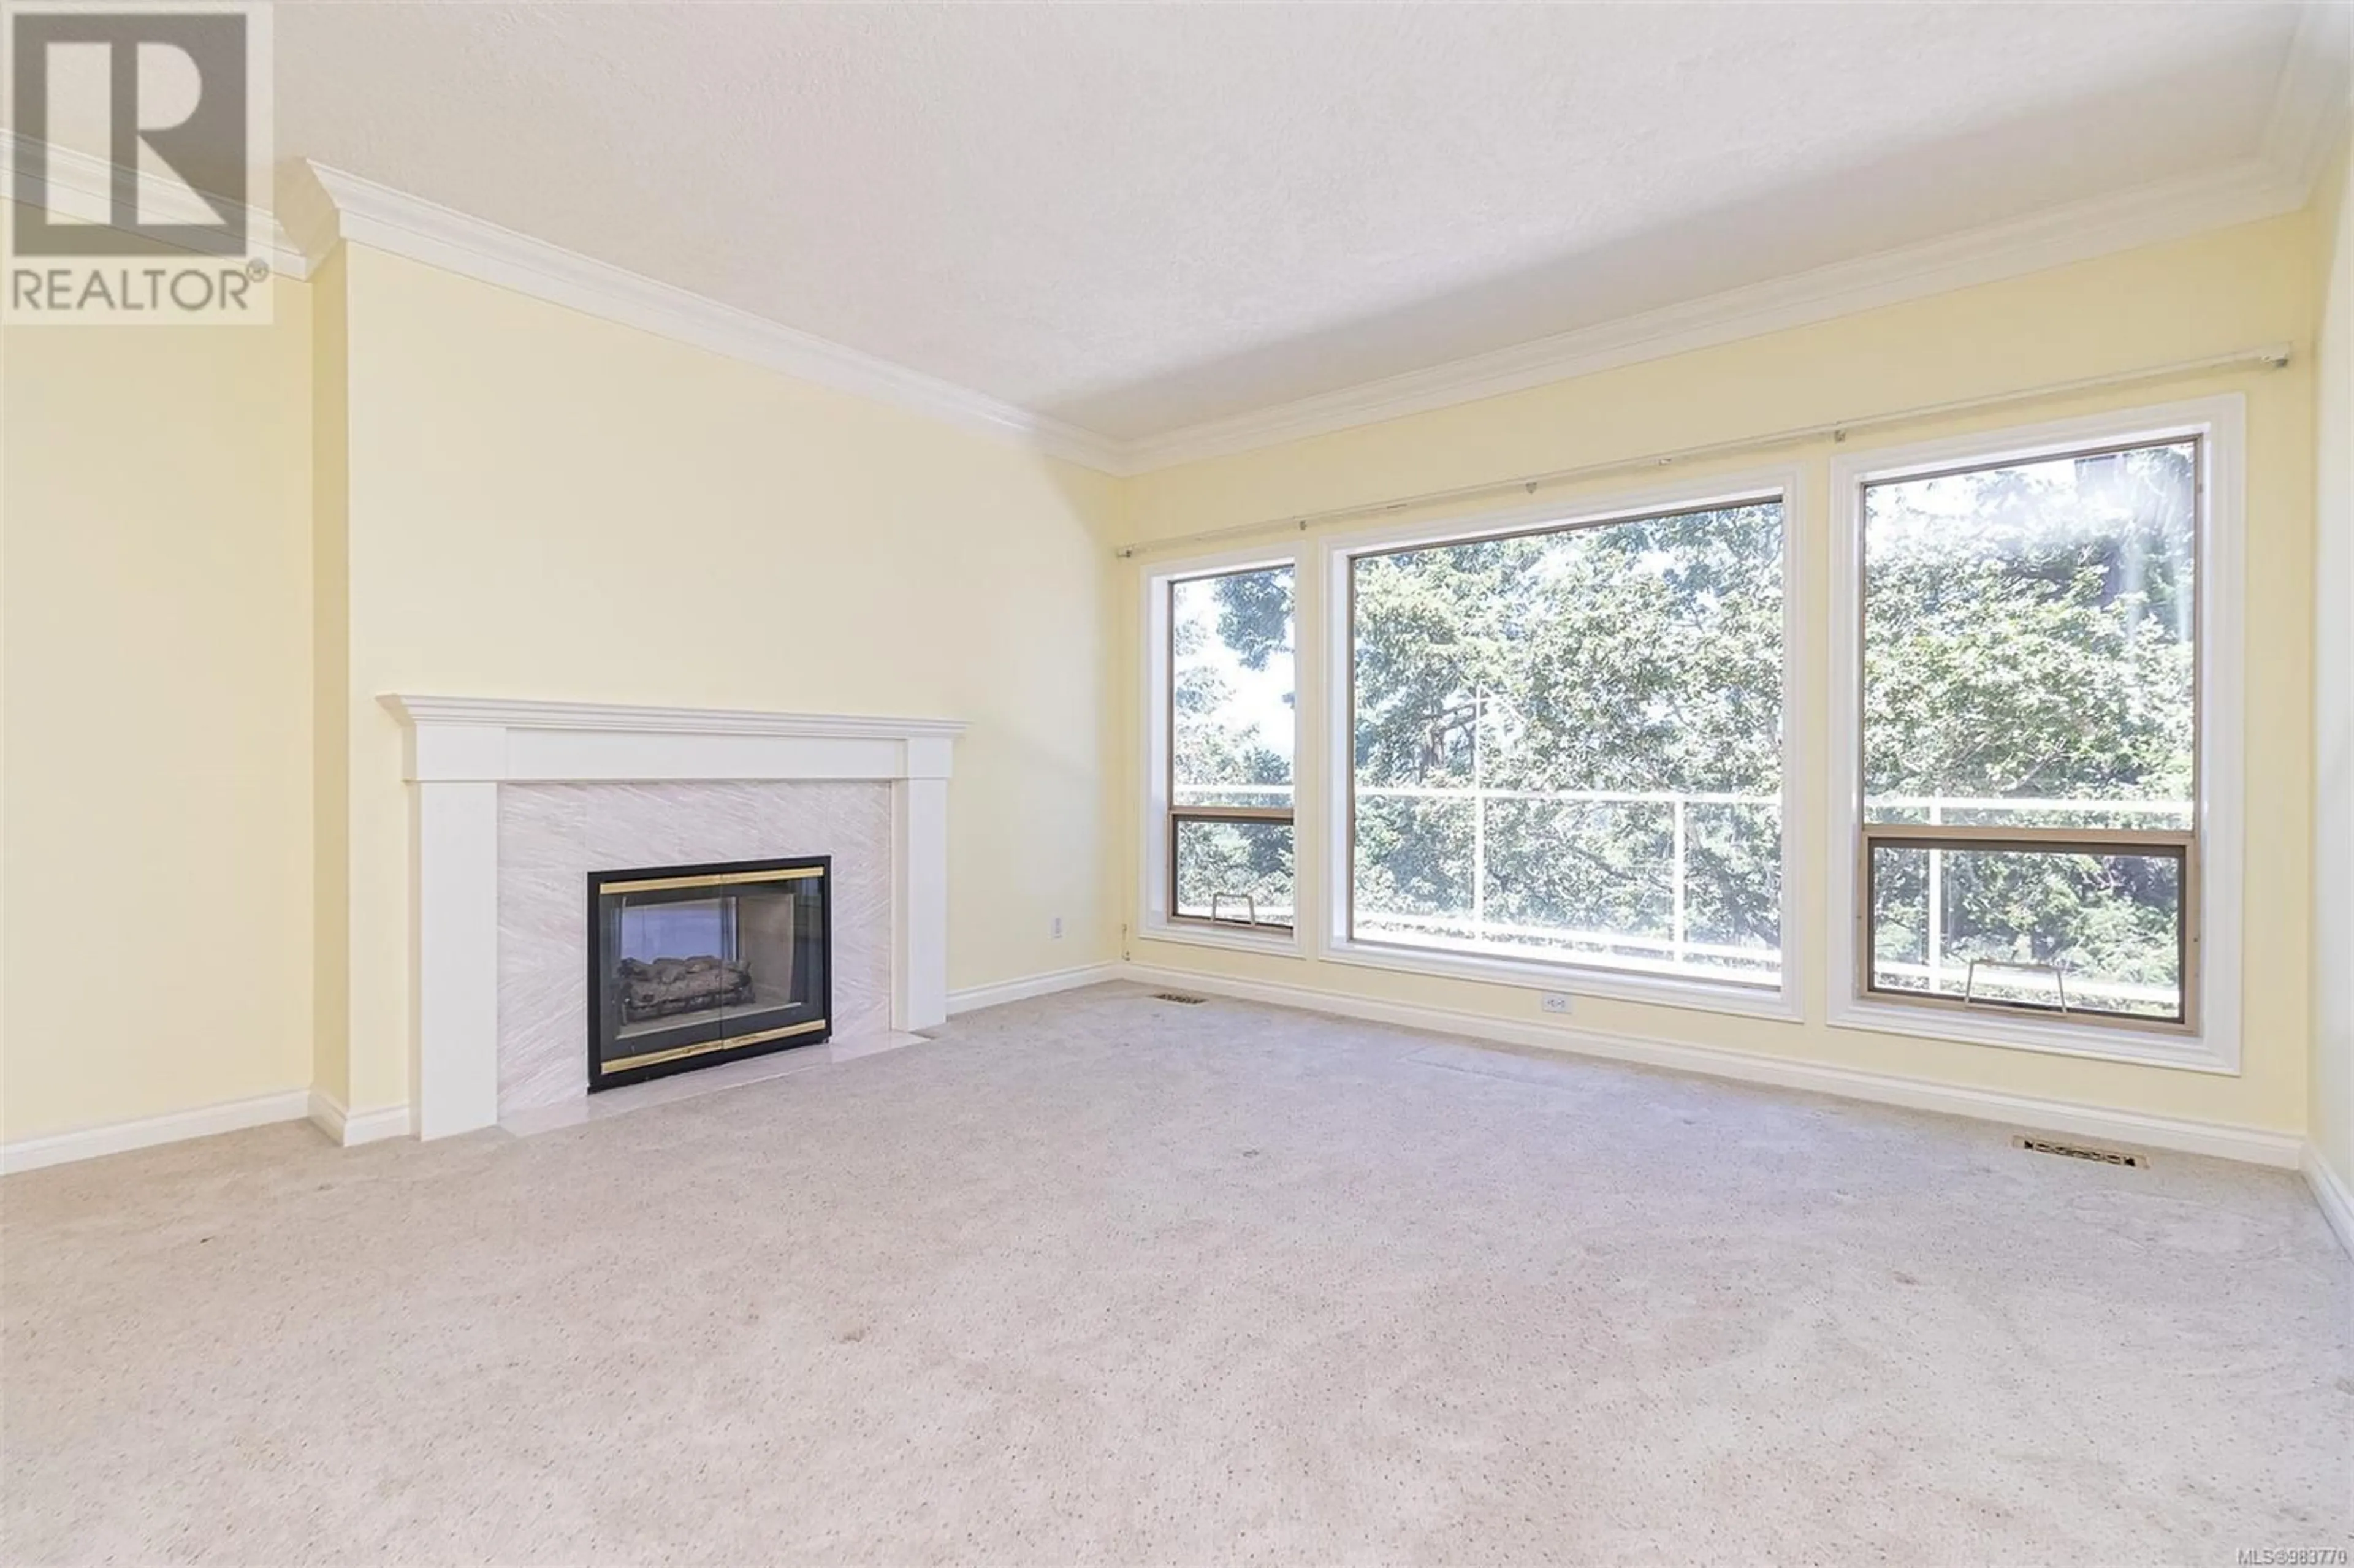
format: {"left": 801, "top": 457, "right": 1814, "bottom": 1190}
{"left": 587, "top": 856, "right": 831, "bottom": 1090}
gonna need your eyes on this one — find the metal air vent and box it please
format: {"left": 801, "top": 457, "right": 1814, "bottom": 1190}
{"left": 2015, "top": 1135, "right": 2145, "bottom": 1168}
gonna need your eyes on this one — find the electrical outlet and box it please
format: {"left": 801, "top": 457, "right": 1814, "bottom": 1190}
{"left": 1051, "top": 915, "right": 1064, "bottom": 940}
{"left": 1539, "top": 992, "right": 1573, "bottom": 1016}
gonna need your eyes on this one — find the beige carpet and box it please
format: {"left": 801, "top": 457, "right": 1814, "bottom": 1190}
{"left": 4, "top": 984, "right": 2348, "bottom": 1564}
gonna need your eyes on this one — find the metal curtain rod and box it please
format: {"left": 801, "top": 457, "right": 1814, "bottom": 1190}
{"left": 1111, "top": 341, "right": 2293, "bottom": 560}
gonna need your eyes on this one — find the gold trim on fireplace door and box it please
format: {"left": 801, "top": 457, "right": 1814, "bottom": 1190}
{"left": 600, "top": 866, "right": 826, "bottom": 896}
{"left": 603, "top": 1017, "right": 829, "bottom": 1073}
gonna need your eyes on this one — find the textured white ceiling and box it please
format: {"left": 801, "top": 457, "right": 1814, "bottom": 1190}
{"left": 276, "top": 1, "right": 2312, "bottom": 443}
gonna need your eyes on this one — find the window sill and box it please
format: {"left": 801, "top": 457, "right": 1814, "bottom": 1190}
{"left": 1138, "top": 920, "right": 1306, "bottom": 959}
{"left": 1319, "top": 937, "right": 1802, "bottom": 1022}
{"left": 1826, "top": 997, "right": 2236, "bottom": 1075}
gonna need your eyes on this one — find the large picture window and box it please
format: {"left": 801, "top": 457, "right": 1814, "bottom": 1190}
{"left": 1857, "top": 437, "right": 2200, "bottom": 1027}
{"left": 1346, "top": 496, "right": 1786, "bottom": 987}
{"left": 1167, "top": 565, "right": 1296, "bottom": 931}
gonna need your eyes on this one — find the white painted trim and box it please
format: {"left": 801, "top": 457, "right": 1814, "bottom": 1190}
{"left": 2262, "top": 3, "right": 2354, "bottom": 199}
{"left": 306, "top": 1091, "right": 415, "bottom": 1149}
{"left": 1119, "top": 961, "right": 2303, "bottom": 1170}
{"left": 1825, "top": 999, "right": 2236, "bottom": 1076}
{"left": 289, "top": 162, "right": 1123, "bottom": 473}
{"left": 2303, "top": 1144, "right": 2354, "bottom": 1258}
{"left": 1135, "top": 923, "right": 1308, "bottom": 961}
{"left": 378, "top": 695, "right": 965, "bottom": 788}
{"left": 1824, "top": 396, "right": 2247, "bottom": 1077}
{"left": 378, "top": 695, "right": 964, "bottom": 1140}
{"left": 1118, "top": 159, "right": 2309, "bottom": 472}
{"left": 1310, "top": 469, "right": 1808, "bottom": 1019}
{"left": 1, "top": 1090, "right": 311, "bottom": 1176}
{"left": 272, "top": 23, "right": 2331, "bottom": 485}
{"left": 1316, "top": 938, "right": 1801, "bottom": 1024}
{"left": 416, "top": 780, "right": 500, "bottom": 1140}
{"left": 304, "top": 1092, "right": 346, "bottom": 1145}
{"left": 376, "top": 695, "right": 967, "bottom": 741}
{"left": 0, "top": 132, "right": 311, "bottom": 279}
{"left": 896, "top": 777, "right": 952, "bottom": 1030}
{"left": 947, "top": 962, "right": 1121, "bottom": 1015}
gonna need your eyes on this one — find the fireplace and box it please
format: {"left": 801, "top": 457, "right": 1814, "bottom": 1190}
{"left": 587, "top": 856, "right": 831, "bottom": 1090}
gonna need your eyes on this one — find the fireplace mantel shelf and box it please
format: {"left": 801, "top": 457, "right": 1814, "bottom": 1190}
{"left": 379, "top": 695, "right": 966, "bottom": 786}
{"left": 379, "top": 695, "right": 966, "bottom": 741}
{"left": 378, "top": 694, "right": 962, "bottom": 1141}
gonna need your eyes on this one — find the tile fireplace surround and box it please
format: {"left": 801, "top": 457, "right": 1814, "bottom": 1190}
{"left": 380, "top": 696, "right": 964, "bottom": 1140}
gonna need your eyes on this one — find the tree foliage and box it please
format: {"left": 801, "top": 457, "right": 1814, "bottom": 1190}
{"left": 1864, "top": 444, "right": 2194, "bottom": 818}
{"left": 1352, "top": 504, "right": 1782, "bottom": 971}
{"left": 1860, "top": 443, "right": 2193, "bottom": 1010}
{"left": 1169, "top": 443, "right": 2196, "bottom": 1013}
{"left": 1171, "top": 571, "right": 1296, "bottom": 920}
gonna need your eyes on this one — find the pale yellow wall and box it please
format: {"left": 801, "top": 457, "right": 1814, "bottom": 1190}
{"left": 310, "top": 249, "right": 351, "bottom": 1108}
{"left": 2314, "top": 134, "right": 2354, "bottom": 1186}
{"left": 0, "top": 198, "right": 2337, "bottom": 1149}
{"left": 323, "top": 245, "right": 1122, "bottom": 1113}
{"left": 1118, "top": 213, "right": 2321, "bottom": 1138}
{"left": 1, "top": 276, "right": 316, "bottom": 1141}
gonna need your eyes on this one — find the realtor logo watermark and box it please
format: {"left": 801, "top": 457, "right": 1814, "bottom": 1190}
{"left": 4, "top": 1, "right": 273, "bottom": 323}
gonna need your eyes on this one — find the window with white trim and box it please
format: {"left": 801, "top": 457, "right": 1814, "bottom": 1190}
{"left": 1343, "top": 495, "right": 1786, "bottom": 987}
{"left": 1856, "top": 436, "right": 2200, "bottom": 1029}
{"left": 1165, "top": 564, "right": 1296, "bottom": 931}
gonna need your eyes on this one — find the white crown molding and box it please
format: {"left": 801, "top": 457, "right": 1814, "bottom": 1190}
{"left": 2263, "top": 0, "right": 2354, "bottom": 198}
{"left": 282, "top": 147, "right": 2317, "bottom": 478}
{"left": 1119, "top": 156, "right": 2311, "bottom": 471}
{"left": 290, "top": 162, "right": 1126, "bottom": 473}
{"left": 1121, "top": 12, "right": 2345, "bottom": 473}
{"left": 0, "top": 132, "right": 311, "bottom": 278}
{"left": 270, "top": 156, "right": 342, "bottom": 270}
{"left": 23, "top": 14, "right": 2322, "bottom": 478}
{"left": 376, "top": 693, "right": 966, "bottom": 742}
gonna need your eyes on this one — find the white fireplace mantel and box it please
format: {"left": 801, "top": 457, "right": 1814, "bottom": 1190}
{"left": 379, "top": 695, "right": 966, "bottom": 1140}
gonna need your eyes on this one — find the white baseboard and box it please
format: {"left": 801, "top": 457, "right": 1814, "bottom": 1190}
{"left": 306, "top": 1091, "right": 414, "bottom": 1148}
{"left": 1121, "top": 962, "right": 2306, "bottom": 1170}
{"left": 1, "top": 1089, "right": 312, "bottom": 1176}
{"left": 947, "top": 962, "right": 1121, "bottom": 1016}
{"left": 2303, "top": 1145, "right": 2354, "bottom": 1257}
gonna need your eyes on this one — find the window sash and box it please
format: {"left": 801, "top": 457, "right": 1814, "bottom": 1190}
{"left": 1166, "top": 806, "right": 1296, "bottom": 932}
{"left": 1342, "top": 493, "right": 1788, "bottom": 988}
{"left": 1164, "top": 566, "right": 1297, "bottom": 934}
{"left": 1856, "top": 826, "right": 2195, "bottom": 1030}
{"left": 1853, "top": 433, "right": 2203, "bottom": 1033}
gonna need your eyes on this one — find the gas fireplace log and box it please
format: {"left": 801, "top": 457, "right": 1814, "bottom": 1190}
{"left": 616, "top": 955, "right": 756, "bottom": 1021}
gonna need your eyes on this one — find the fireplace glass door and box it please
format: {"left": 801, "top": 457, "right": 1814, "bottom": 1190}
{"left": 588, "top": 856, "right": 831, "bottom": 1090}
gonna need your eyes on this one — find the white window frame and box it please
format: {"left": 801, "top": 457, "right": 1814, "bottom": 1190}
{"left": 1827, "top": 395, "right": 2245, "bottom": 1075}
{"left": 1138, "top": 545, "right": 1311, "bottom": 957}
{"left": 1317, "top": 468, "right": 1808, "bottom": 1022}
